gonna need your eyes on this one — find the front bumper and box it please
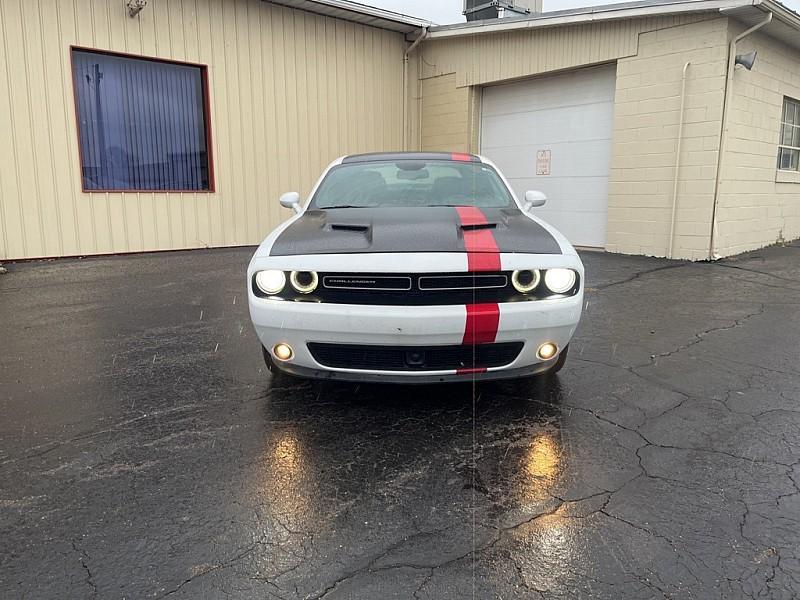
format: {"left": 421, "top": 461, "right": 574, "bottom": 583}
{"left": 271, "top": 359, "right": 557, "bottom": 384}
{"left": 248, "top": 294, "right": 582, "bottom": 382}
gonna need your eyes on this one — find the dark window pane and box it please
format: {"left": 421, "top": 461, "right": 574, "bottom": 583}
{"left": 784, "top": 98, "right": 800, "bottom": 126}
{"left": 778, "top": 147, "right": 800, "bottom": 171}
{"left": 72, "top": 50, "right": 210, "bottom": 191}
{"left": 781, "top": 124, "right": 793, "bottom": 146}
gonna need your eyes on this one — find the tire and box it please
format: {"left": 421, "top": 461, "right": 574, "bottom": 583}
{"left": 262, "top": 345, "right": 291, "bottom": 382}
{"left": 535, "top": 344, "right": 569, "bottom": 379}
{"left": 262, "top": 345, "right": 276, "bottom": 372}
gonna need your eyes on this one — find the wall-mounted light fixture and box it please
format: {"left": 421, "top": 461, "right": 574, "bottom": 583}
{"left": 735, "top": 50, "right": 758, "bottom": 71}
{"left": 127, "top": 0, "right": 147, "bottom": 18}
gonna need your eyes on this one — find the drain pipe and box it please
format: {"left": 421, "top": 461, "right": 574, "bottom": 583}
{"left": 668, "top": 61, "right": 691, "bottom": 260}
{"left": 708, "top": 11, "right": 772, "bottom": 260}
{"left": 403, "top": 26, "right": 428, "bottom": 151}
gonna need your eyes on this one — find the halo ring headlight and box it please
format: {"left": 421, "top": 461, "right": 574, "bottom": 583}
{"left": 511, "top": 269, "right": 541, "bottom": 293}
{"left": 290, "top": 271, "right": 319, "bottom": 294}
{"left": 544, "top": 269, "right": 577, "bottom": 294}
{"left": 255, "top": 270, "right": 286, "bottom": 295}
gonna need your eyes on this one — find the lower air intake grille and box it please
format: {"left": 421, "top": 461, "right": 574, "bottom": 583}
{"left": 307, "top": 342, "right": 523, "bottom": 371}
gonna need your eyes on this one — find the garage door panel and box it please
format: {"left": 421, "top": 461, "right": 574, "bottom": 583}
{"left": 480, "top": 65, "right": 616, "bottom": 248}
{"left": 481, "top": 107, "right": 614, "bottom": 148}
{"left": 511, "top": 177, "right": 610, "bottom": 213}
{"left": 482, "top": 67, "right": 617, "bottom": 116}
{"left": 486, "top": 140, "right": 612, "bottom": 178}
{"left": 531, "top": 209, "right": 608, "bottom": 247}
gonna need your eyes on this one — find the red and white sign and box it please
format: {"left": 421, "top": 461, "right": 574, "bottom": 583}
{"left": 536, "top": 150, "right": 551, "bottom": 176}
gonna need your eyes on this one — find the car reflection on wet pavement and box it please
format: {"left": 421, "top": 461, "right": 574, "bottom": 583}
{"left": 1, "top": 244, "right": 799, "bottom": 599}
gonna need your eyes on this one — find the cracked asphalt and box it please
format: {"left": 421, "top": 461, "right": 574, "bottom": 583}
{"left": 1, "top": 242, "right": 799, "bottom": 599}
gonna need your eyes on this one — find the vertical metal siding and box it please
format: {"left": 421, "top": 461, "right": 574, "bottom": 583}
{"left": 0, "top": 0, "right": 406, "bottom": 259}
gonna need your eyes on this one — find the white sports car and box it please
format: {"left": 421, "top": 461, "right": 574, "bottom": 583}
{"left": 247, "top": 152, "right": 583, "bottom": 384}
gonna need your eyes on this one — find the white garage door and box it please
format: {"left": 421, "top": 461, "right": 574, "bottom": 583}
{"left": 480, "top": 65, "right": 616, "bottom": 248}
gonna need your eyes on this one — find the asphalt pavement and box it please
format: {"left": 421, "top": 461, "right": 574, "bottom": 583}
{"left": 1, "top": 242, "right": 799, "bottom": 599}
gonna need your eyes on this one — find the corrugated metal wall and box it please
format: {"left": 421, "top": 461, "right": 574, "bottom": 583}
{"left": 0, "top": 0, "right": 406, "bottom": 260}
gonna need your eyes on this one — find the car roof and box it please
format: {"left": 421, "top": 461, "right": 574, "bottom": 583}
{"left": 341, "top": 152, "right": 482, "bottom": 164}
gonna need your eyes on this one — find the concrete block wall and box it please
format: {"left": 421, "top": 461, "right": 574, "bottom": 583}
{"left": 419, "top": 74, "right": 472, "bottom": 152}
{"left": 606, "top": 18, "right": 729, "bottom": 260}
{"left": 714, "top": 26, "right": 800, "bottom": 257}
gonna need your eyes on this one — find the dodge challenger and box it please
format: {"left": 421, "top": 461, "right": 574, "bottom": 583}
{"left": 247, "top": 152, "right": 583, "bottom": 383}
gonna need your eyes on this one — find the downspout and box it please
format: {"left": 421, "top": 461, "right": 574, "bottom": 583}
{"left": 668, "top": 61, "right": 691, "bottom": 260}
{"left": 403, "top": 26, "right": 428, "bottom": 151}
{"left": 708, "top": 11, "right": 772, "bottom": 260}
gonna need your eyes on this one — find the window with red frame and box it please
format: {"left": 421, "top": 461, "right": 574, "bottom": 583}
{"left": 72, "top": 49, "right": 211, "bottom": 191}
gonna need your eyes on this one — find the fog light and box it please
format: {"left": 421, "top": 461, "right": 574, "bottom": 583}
{"left": 537, "top": 342, "right": 558, "bottom": 360}
{"left": 273, "top": 343, "right": 293, "bottom": 361}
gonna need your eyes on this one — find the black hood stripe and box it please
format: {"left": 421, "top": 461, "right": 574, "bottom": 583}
{"left": 269, "top": 206, "right": 562, "bottom": 257}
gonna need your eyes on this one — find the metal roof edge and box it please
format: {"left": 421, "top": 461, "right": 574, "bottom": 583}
{"left": 263, "top": 0, "right": 432, "bottom": 33}
{"left": 425, "top": 0, "right": 760, "bottom": 39}
{"left": 757, "top": 0, "right": 800, "bottom": 29}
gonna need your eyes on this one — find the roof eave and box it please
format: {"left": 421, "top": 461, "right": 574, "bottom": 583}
{"left": 262, "top": 0, "right": 431, "bottom": 34}
{"left": 754, "top": 0, "right": 800, "bottom": 29}
{"left": 425, "top": 0, "right": 761, "bottom": 39}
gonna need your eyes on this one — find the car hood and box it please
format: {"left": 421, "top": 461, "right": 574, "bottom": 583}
{"left": 267, "top": 207, "right": 562, "bottom": 256}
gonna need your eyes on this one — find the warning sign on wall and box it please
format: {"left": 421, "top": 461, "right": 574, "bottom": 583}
{"left": 536, "top": 150, "right": 551, "bottom": 176}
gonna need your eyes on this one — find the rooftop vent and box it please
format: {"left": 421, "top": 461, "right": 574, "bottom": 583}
{"left": 463, "top": 0, "right": 542, "bottom": 21}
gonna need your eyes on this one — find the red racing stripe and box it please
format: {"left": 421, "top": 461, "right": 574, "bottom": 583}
{"left": 455, "top": 206, "right": 502, "bottom": 272}
{"left": 457, "top": 367, "right": 487, "bottom": 376}
{"left": 462, "top": 303, "right": 500, "bottom": 345}
{"left": 455, "top": 206, "right": 502, "bottom": 367}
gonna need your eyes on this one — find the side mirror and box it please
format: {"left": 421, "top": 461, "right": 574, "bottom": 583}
{"left": 279, "top": 191, "right": 302, "bottom": 214}
{"left": 524, "top": 190, "right": 547, "bottom": 209}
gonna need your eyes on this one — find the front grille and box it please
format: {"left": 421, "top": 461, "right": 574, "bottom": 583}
{"left": 252, "top": 271, "right": 580, "bottom": 305}
{"left": 322, "top": 275, "right": 412, "bottom": 291}
{"left": 307, "top": 342, "right": 524, "bottom": 371}
{"left": 418, "top": 274, "right": 507, "bottom": 290}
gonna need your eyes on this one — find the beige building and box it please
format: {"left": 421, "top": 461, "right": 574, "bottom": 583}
{"left": 1, "top": 0, "right": 799, "bottom": 262}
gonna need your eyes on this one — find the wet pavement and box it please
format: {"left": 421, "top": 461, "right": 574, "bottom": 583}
{"left": 1, "top": 243, "right": 799, "bottom": 599}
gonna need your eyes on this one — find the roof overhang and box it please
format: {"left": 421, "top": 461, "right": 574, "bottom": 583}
{"left": 723, "top": 1, "right": 800, "bottom": 51}
{"left": 425, "top": 0, "right": 800, "bottom": 52}
{"left": 261, "top": 0, "right": 431, "bottom": 34}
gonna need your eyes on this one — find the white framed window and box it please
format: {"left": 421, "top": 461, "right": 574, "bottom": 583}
{"left": 778, "top": 96, "right": 800, "bottom": 172}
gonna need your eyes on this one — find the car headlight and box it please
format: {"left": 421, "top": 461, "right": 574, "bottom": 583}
{"left": 255, "top": 270, "right": 286, "bottom": 295}
{"left": 290, "top": 271, "right": 318, "bottom": 294}
{"left": 544, "top": 268, "right": 577, "bottom": 294}
{"left": 511, "top": 269, "right": 540, "bottom": 293}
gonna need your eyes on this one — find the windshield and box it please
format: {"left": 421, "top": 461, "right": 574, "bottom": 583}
{"left": 310, "top": 160, "right": 515, "bottom": 209}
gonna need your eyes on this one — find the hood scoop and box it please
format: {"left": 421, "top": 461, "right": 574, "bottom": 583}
{"left": 461, "top": 222, "right": 498, "bottom": 231}
{"left": 328, "top": 223, "right": 370, "bottom": 233}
